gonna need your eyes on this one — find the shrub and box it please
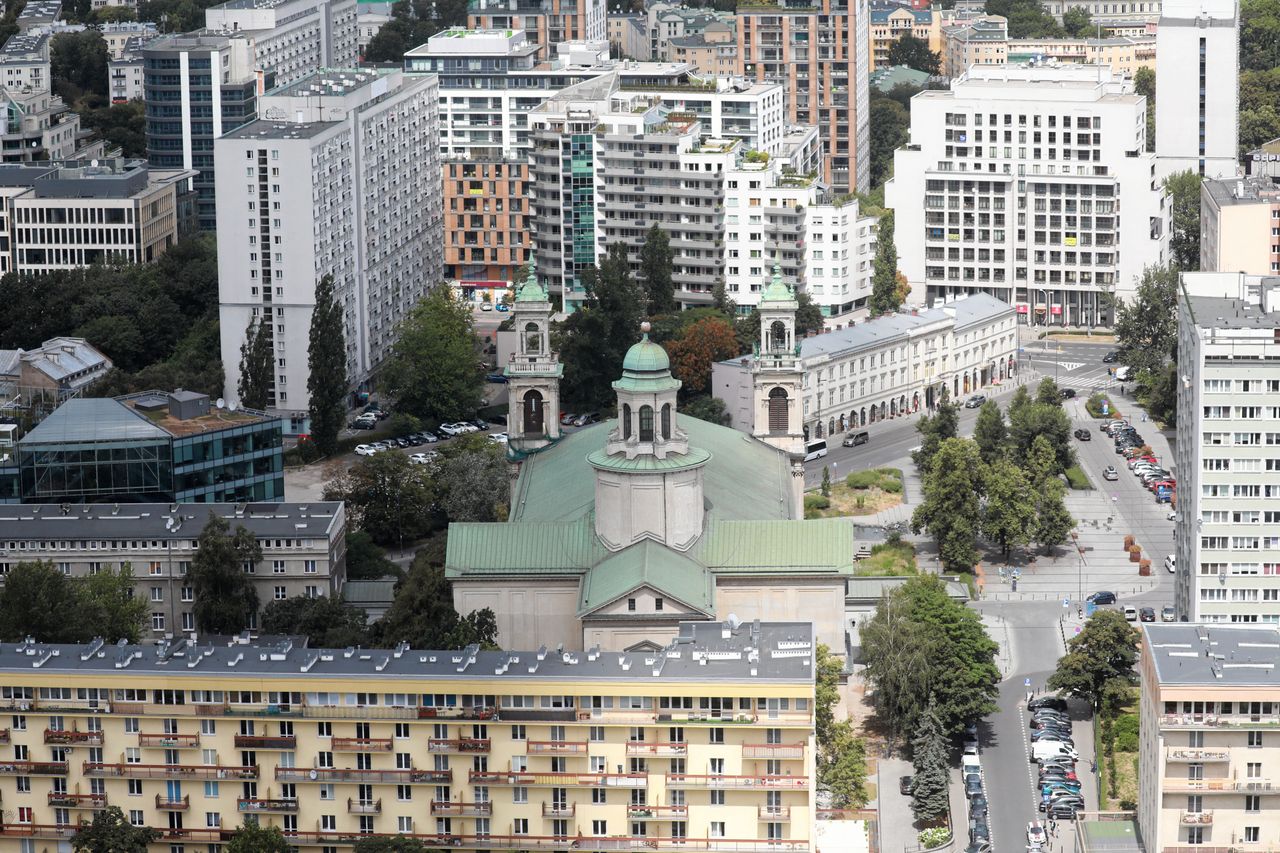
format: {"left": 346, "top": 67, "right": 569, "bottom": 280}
{"left": 918, "top": 828, "right": 951, "bottom": 849}
{"left": 1064, "top": 464, "right": 1092, "bottom": 490}
{"left": 1119, "top": 798, "right": 1137, "bottom": 812}
{"left": 846, "top": 470, "right": 880, "bottom": 490}
{"left": 881, "top": 478, "right": 903, "bottom": 494}
{"left": 1113, "top": 713, "right": 1140, "bottom": 753}
{"left": 804, "top": 494, "right": 830, "bottom": 511}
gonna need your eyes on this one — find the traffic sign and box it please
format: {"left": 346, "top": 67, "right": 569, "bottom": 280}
{"left": 1024, "top": 677, "right": 1031, "bottom": 687}
{"left": 1062, "top": 598, "right": 1070, "bottom": 608}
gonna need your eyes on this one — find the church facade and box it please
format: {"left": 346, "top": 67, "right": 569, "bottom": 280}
{"left": 445, "top": 266, "right": 854, "bottom": 653}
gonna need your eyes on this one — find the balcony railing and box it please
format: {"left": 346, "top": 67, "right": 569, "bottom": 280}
{"left": 1162, "top": 779, "right": 1278, "bottom": 793}
{"left": 139, "top": 733, "right": 200, "bottom": 749}
{"left": 0, "top": 761, "right": 67, "bottom": 775}
{"left": 1179, "top": 811, "right": 1213, "bottom": 825}
{"left": 256, "top": 832, "right": 809, "bottom": 852}
{"left": 347, "top": 798, "right": 382, "bottom": 814}
{"left": 667, "top": 774, "right": 808, "bottom": 790}
{"left": 433, "top": 800, "right": 494, "bottom": 817}
{"left": 275, "top": 767, "right": 449, "bottom": 784}
{"left": 84, "top": 762, "right": 257, "bottom": 780}
{"left": 1165, "top": 747, "right": 1230, "bottom": 762}
{"left": 48, "top": 792, "right": 106, "bottom": 808}
{"left": 742, "top": 744, "right": 805, "bottom": 759}
{"left": 44, "top": 729, "right": 103, "bottom": 745}
{"left": 1162, "top": 713, "right": 1280, "bottom": 729}
{"left": 627, "top": 804, "right": 689, "bottom": 819}
{"left": 527, "top": 741, "right": 587, "bottom": 755}
{"left": 238, "top": 798, "right": 299, "bottom": 813}
{"left": 626, "top": 742, "right": 688, "bottom": 757}
{"left": 155, "top": 794, "right": 190, "bottom": 810}
{"left": 468, "top": 770, "right": 646, "bottom": 788}
{"left": 0, "top": 729, "right": 9, "bottom": 744}
{"left": 428, "top": 738, "right": 491, "bottom": 753}
{"left": 542, "top": 802, "right": 575, "bottom": 817}
{"left": 332, "top": 737, "right": 393, "bottom": 752}
{"left": 417, "top": 706, "right": 495, "bottom": 720}
{"left": 759, "top": 806, "right": 791, "bottom": 821}
{"left": 234, "top": 735, "right": 297, "bottom": 749}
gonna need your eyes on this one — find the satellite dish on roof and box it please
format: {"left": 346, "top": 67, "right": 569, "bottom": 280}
{"left": 90, "top": 159, "right": 98, "bottom": 167}
{"left": 216, "top": 398, "right": 225, "bottom": 409}
{"left": 228, "top": 403, "right": 238, "bottom": 412}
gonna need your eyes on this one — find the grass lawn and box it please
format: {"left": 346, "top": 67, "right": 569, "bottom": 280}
{"left": 854, "top": 540, "right": 918, "bottom": 576}
{"left": 807, "top": 468, "right": 904, "bottom": 518}
{"left": 1065, "top": 464, "right": 1093, "bottom": 490}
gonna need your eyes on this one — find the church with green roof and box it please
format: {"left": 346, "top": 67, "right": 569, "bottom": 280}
{"left": 445, "top": 264, "right": 854, "bottom": 653}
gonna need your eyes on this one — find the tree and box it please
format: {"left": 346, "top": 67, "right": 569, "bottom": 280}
{"left": 1026, "top": 436, "right": 1075, "bottom": 553}
{"left": 680, "top": 395, "right": 731, "bottom": 426}
{"left": 223, "top": 823, "right": 292, "bottom": 853}
{"left": 664, "top": 316, "right": 739, "bottom": 396}
{"left": 1035, "top": 376, "right": 1062, "bottom": 406}
{"left": 868, "top": 96, "right": 909, "bottom": 188}
{"left": 0, "top": 561, "right": 83, "bottom": 642}
{"left": 79, "top": 101, "right": 146, "bottom": 158}
{"left": 912, "top": 387, "right": 959, "bottom": 475}
{"left": 323, "top": 452, "right": 438, "bottom": 548}
{"left": 308, "top": 273, "right": 348, "bottom": 456}
{"left": 972, "top": 399, "right": 1007, "bottom": 465}
{"left": 711, "top": 278, "right": 736, "bottom": 316}
{"left": 1241, "top": 0, "right": 1280, "bottom": 71}
{"left": 982, "top": 459, "right": 1035, "bottom": 557}
{"left": 80, "top": 565, "right": 148, "bottom": 643}
{"left": 372, "top": 552, "right": 498, "bottom": 649}
{"left": 909, "top": 702, "right": 950, "bottom": 822}
{"left": 814, "top": 644, "right": 868, "bottom": 808}
{"left": 345, "top": 530, "right": 404, "bottom": 581}
{"left": 1008, "top": 399, "right": 1073, "bottom": 472}
{"left": 72, "top": 806, "right": 158, "bottom": 853}
{"left": 188, "top": 513, "right": 262, "bottom": 635}
{"left": 639, "top": 224, "right": 676, "bottom": 315}
{"left": 1047, "top": 609, "right": 1138, "bottom": 711}
{"left": 795, "top": 290, "right": 826, "bottom": 335}
{"left": 381, "top": 285, "right": 483, "bottom": 425}
{"left": 1134, "top": 66, "right": 1156, "bottom": 152}
{"left": 1145, "top": 362, "right": 1179, "bottom": 427}
{"left": 887, "top": 32, "right": 941, "bottom": 74}
{"left": 985, "top": 0, "right": 1064, "bottom": 36}
{"left": 1108, "top": 263, "right": 1179, "bottom": 375}
{"left": 557, "top": 242, "right": 644, "bottom": 408}
{"left": 1062, "top": 5, "right": 1092, "bottom": 35}
{"left": 434, "top": 434, "right": 509, "bottom": 523}
{"left": 353, "top": 837, "right": 431, "bottom": 853}
{"left": 912, "top": 438, "right": 986, "bottom": 571}
{"left": 51, "top": 31, "right": 108, "bottom": 103}
{"left": 814, "top": 643, "right": 842, "bottom": 751}
{"left": 821, "top": 465, "right": 832, "bottom": 498}
{"left": 236, "top": 315, "right": 273, "bottom": 411}
{"left": 869, "top": 211, "right": 901, "bottom": 315}
{"left": 1164, "top": 170, "right": 1202, "bottom": 271}
{"left": 260, "top": 595, "right": 370, "bottom": 647}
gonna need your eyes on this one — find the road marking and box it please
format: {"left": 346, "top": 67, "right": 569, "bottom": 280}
{"left": 1057, "top": 361, "right": 1084, "bottom": 372}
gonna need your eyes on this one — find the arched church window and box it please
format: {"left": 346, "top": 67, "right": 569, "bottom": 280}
{"left": 623, "top": 404, "right": 632, "bottom": 440}
{"left": 639, "top": 405, "right": 654, "bottom": 442}
{"left": 524, "top": 322, "right": 541, "bottom": 353}
{"left": 660, "top": 404, "right": 671, "bottom": 439}
{"left": 523, "top": 390, "right": 544, "bottom": 436}
{"left": 767, "top": 387, "right": 788, "bottom": 434}
{"left": 769, "top": 320, "right": 787, "bottom": 352}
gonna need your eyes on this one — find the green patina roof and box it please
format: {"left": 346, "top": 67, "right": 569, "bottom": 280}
{"left": 578, "top": 539, "right": 713, "bottom": 616}
{"left": 760, "top": 264, "right": 795, "bottom": 304}
{"left": 515, "top": 256, "right": 548, "bottom": 303}
{"left": 621, "top": 334, "right": 670, "bottom": 372}
{"left": 586, "top": 445, "right": 711, "bottom": 473}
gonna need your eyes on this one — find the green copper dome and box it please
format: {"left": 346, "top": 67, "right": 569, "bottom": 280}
{"left": 614, "top": 323, "right": 681, "bottom": 393}
{"left": 622, "top": 333, "right": 670, "bottom": 372}
{"left": 761, "top": 264, "right": 795, "bottom": 303}
{"left": 515, "top": 256, "right": 548, "bottom": 303}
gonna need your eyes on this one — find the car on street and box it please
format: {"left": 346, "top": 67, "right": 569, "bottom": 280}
{"left": 964, "top": 395, "right": 987, "bottom": 408}
{"left": 1162, "top": 605, "right": 1177, "bottom": 622}
{"left": 486, "top": 373, "right": 508, "bottom": 383}
{"left": 968, "top": 794, "right": 988, "bottom": 817}
{"left": 438, "top": 423, "right": 467, "bottom": 437}
{"left": 1167, "top": 510, "right": 1178, "bottom": 522}
{"left": 964, "top": 776, "right": 984, "bottom": 796}
{"left": 560, "top": 412, "right": 577, "bottom": 425}
{"left": 1102, "top": 351, "right": 1118, "bottom": 363}
{"left": 1073, "top": 429, "right": 1091, "bottom": 441}
{"left": 1165, "top": 555, "right": 1176, "bottom": 573}
{"left": 480, "top": 303, "right": 493, "bottom": 311}
{"left": 1048, "top": 802, "right": 1082, "bottom": 820}
{"left": 1103, "top": 466, "right": 1119, "bottom": 480}
{"left": 408, "top": 452, "right": 438, "bottom": 465}
{"left": 354, "top": 444, "right": 376, "bottom": 456}
{"left": 495, "top": 303, "right": 509, "bottom": 312}
{"left": 1124, "top": 605, "right": 1138, "bottom": 621}
{"left": 842, "top": 431, "right": 869, "bottom": 447}
{"left": 573, "top": 412, "right": 600, "bottom": 427}
{"left": 1087, "top": 591, "right": 1117, "bottom": 605}
{"left": 899, "top": 775, "right": 913, "bottom": 795}
{"left": 1060, "top": 388, "right": 1076, "bottom": 399}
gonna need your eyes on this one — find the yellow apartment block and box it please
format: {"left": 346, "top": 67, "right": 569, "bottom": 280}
{"left": 0, "top": 621, "right": 816, "bottom": 852}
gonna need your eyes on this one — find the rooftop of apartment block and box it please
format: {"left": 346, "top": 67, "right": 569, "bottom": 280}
{"left": 1145, "top": 624, "right": 1280, "bottom": 686}
{"left": 270, "top": 67, "right": 385, "bottom": 97}
{"left": 0, "top": 620, "right": 816, "bottom": 683}
{"left": 0, "top": 501, "right": 344, "bottom": 540}
{"left": 870, "top": 1, "right": 933, "bottom": 24}
{"left": 141, "top": 30, "right": 249, "bottom": 52}
{"left": 222, "top": 118, "right": 341, "bottom": 140}
{"left": 211, "top": 0, "right": 305, "bottom": 10}
{"left": 409, "top": 27, "right": 542, "bottom": 57}
{"left": 1203, "top": 173, "right": 1280, "bottom": 207}
{"left": 0, "top": 32, "right": 49, "bottom": 60}
{"left": 17, "top": 0, "right": 61, "bottom": 23}
{"left": 1181, "top": 276, "right": 1280, "bottom": 332}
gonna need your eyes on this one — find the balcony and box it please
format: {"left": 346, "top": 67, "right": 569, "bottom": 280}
{"left": 1162, "top": 778, "right": 1278, "bottom": 793}
{"left": 1179, "top": 811, "right": 1213, "bottom": 825}
{"left": 542, "top": 802, "right": 575, "bottom": 818}
{"left": 627, "top": 742, "right": 688, "bottom": 758}
{"left": 1162, "top": 713, "right": 1280, "bottom": 729}
{"left": 667, "top": 775, "right": 808, "bottom": 790}
{"left": 48, "top": 792, "right": 106, "bottom": 808}
{"left": 0, "top": 824, "right": 78, "bottom": 840}
{"left": 238, "top": 798, "right": 298, "bottom": 813}
{"left": 417, "top": 706, "right": 495, "bottom": 721}
{"left": 434, "top": 800, "right": 494, "bottom": 817}
{"left": 1165, "top": 748, "right": 1230, "bottom": 762}
{"left": 468, "top": 770, "right": 647, "bottom": 788}
{"left": 44, "top": 729, "right": 103, "bottom": 745}
{"left": 348, "top": 798, "right": 382, "bottom": 814}
{"left": 528, "top": 741, "right": 587, "bottom": 755}
{"left": 265, "top": 833, "right": 809, "bottom": 852}
{"left": 628, "top": 804, "right": 688, "bottom": 819}
{"left": 275, "top": 767, "right": 449, "bottom": 784}
{"left": 759, "top": 806, "right": 791, "bottom": 821}
{"left": 84, "top": 763, "right": 257, "bottom": 780}
{"left": 0, "top": 729, "right": 9, "bottom": 744}
{"left": 428, "top": 738, "right": 491, "bottom": 754}
{"left": 332, "top": 737, "right": 393, "bottom": 752}
{"left": 234, "top": 734, "right": 296, "bottom": 749}
{"left": 499, "top": 708, "right": 576, "bottom": 723}
{"left": 0, "top": 761, "right": 67, "bottom": 775}
{"left": 139, "top": 733, "right": 200, "bottom": 749}
{"left": 743, "top": 744, "right": 805, "bottom": 759}
{"left": 155, "top": 794, "right": 190, "bottom": 810}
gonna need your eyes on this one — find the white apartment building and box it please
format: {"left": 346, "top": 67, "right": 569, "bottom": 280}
{"left": 99, "top": 20, "right": 157, "bottom": 56}
{"left": 713, "top": 292, "right": 1018, "bottom": 440}
{"left": 205, "top": 0, "right": 358, "bottom": 87}
{"left": 886, "top": 64, "right": 1169, "bottom": 326}
{"left": 107, "top": 35, "right": 147, "bottom": 102}
{"left": 1173, "top": 272, "right": 1280, "bottom": 623}
{"left": 1155, "top": 0, "right": 1238, "bottom": 179}
{"left": 216, "top": 69, "right": 442, "bottom": 426}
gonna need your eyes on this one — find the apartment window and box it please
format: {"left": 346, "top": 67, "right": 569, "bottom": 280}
{"left": 1247, "top": 762, "right": 1262, "bottom": 779}
{"left": 1245, "top": 827, "right": 1260, "bottom": 843}
{"left": 274, "top": 586, "right": 286, "bottom": 601}
{"left": 151, "top": 613, "right": 164, "bottom": 631}
{"left": 592, "top": 821, "right": 608, "bottom": 836}
{"left": 1246, "top": 795, "right": 1261, "bottom": 813}
{"left": 710, "top": 822, "right": 726, "bottom": 838}
{"left": 1249, "top": 731, "right": 1263, "bottom": 748}
{"left": 513, "top": 819, "right": 528, "bottom": 835}
{"left": 129, "top": 811, "right": 144, "bottom": 827}
{"left": 1187, "top": 827, "right": 1203, "bottom": 844}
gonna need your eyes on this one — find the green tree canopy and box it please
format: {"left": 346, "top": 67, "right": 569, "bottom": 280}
{"left": 434, "top": 433, "right": 510, "bottom": 523}
{"left": 1062, "top": 5, "right": 1092, "bottom": 36}
{"left": 51, "top": 31, "right": 108, "bottom": 103}
{"left": 985, "top": 0, "right": 1064, "bottom": 35}
{"left": 237, "top": 315, "right": 273, "bottom": 411}
{"left": 345, "top": 530, "right": 404, "bottom": 581}
{"left": 0, "top": 561, "right": 84, "bottom": 642}
{"left": 814, "top": 644, "right": 868, "bottom": 808}
{"left": 1108, "top": 263, "right": 1179, "bottom": 375}
{"left": 1241, "top": 0, "right": 1280, "bottom": 71}
{"left": 260, "top": 595, "right": 370, "bottom": 647}
{"left": 912, "top": 438, "right": 986, "bottom": 570}
{"left": 679, "top": 395, "right": 731, "bottom": 426}
{"left": 323, "top": 452, "right": 439, "bottom": 548}
{"left": 308, "top": 273, "right": 348, "bottom": 456}
{"left": 886, "top": 32, "right": 941, "bottom": 74}
{"left": 640, "top": 224, "right": 676, "bottom": 315}
{"left": 72, "top": 805, "right": 158, "bottom": 853}
{"left": 868, "top": 96, "right": 909, "bottom": 189}
{"left": 1026, "top": 435, "right": 1075, "bottom": 553}
{"left": 188, "top": 513, "right": 262, "bottom": 635}
{"left": 372, "top": 552, "right": 498, "bottom": 649}
{"left": 224, "top": 822, "right": 292, "bottom": 853}
{"left": 79, "top": 565, "right": 149, "bottom": 643}
{"left": 982, "top": 458, "right": 1036, "bottom": 557}
{"left": 912, "top": 387, "right": 959, "bottom": 475}
{"left": 909, "top": 701, "right": 950, "bottom": 821}
{"left": 557, "top": 242, "right": 644, "bottom": 408}
{"left": 381, "top": 285, "right": 484, "bottom": 425}
{"left": 361, "top": 0, "right": 468, "bottom": 61}
{"left": 1164, "top": 170, "right": 1202, "bottom": 271}
{"left": 1047, "top": 609, "right": 1139, "bottom": 711}
{"left": 1134, "top": 66, "right": 1155, "bottom": 151}
{"left": 869, "top": 210, "right": 901, "bottom": 315}
{"left": 1008, "top": 398, "right": 1074, "bottom": 473}
{"left": 972, "top": 399, "right": 1008, "bottom": 464}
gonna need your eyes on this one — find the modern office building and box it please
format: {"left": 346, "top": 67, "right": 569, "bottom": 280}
{"left": 713, "top": 292, "right": 1018, "bottom": 440}
{"left": 1172, "top": 272, "right": 1280, "bottom": 623}
{"left": 1199, "top": 174, "right": 1280, "bottom": 275}
{"left": 216, "top": 69, "right": 442, "bottom": 424}
{"left": 886, "top": 64, "right": 1169, "bottom": 324}
{"left": 467, "top": 0, "right": 606, "bottom": 45}
{"left": 204, "top": 0, "right": 358, "bottom": 87}
{"left": 0, "top": 501, "right": 348, "bottom": 633}
{"left": 141, "top": 33, "right": 265, "bottom": 231}
{"left": 0, "top": 159, "right": 195, "bottom": 274}
{"left": 0, "top": 619, "right": 815, "bottom": 850}
{"left": 736, "top": 0, "right": 870, "bottom": 193}
{"left": 0, "top": 390, "right": 285, "bottom": 505}
{"left": 1155, "top": 0, "right": 1238, "bottom": 179}
{"left": 1138, "top": 623, "right": 1280, "bottom": 853}
{"left": 868, "top": 0, "right": 939, "bottom": 71}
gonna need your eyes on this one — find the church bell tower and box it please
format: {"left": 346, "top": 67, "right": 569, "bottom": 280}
{"left": 751, "top": 265, "right": 806, "bottom": 518}
{"left": 505, "top": 256, "right": 563, "bottom": 457}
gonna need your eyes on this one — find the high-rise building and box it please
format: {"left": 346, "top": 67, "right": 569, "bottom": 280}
{"left": 736, "top": 0, "right": 870, "bottom": 193}
{"left": 204, "top": 0, "right": 358, "bottom": 87}
{"left": 1155, "top": 0, "right": 1238, "bottom": 179}
{"left": 467, "top": 0, "right": 605, "bottom": 45}
{"left": 142, "top": 33, "right": 264, "bottom": 231}
{"left": 886, "top": 64, "right": 1169, "bottom": 325}
{"left": 1173, "top": 272, "right": 1280, "bottom": 622}
{"left": 216, "top": 69, "right": 442, "bottom": 426}
{"left": 1200, "top": 174, "right": 1280, "bottom": 274}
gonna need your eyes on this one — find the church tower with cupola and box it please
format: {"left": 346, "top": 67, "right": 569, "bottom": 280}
{"left": 504, "top": 257, "right": 562, "bottom": 457}
{"left": 751, "top": 265, "right": 805, "bottom": 517}
{"left": 587, "top": 323, "right": 710, "bottom": 552}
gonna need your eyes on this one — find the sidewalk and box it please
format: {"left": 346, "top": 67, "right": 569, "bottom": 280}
{"left": 874, "top": 752, "right": 972, "bottom": 853}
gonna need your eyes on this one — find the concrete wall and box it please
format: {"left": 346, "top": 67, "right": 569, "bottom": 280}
{"left": 453, "top": 576, "right": 581, "bottom": 650}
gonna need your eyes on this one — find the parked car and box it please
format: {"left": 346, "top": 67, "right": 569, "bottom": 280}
{"left": 408, "top": 452, "right": 439, "bottom": 465}
{"left": 350, "top": 418, "right": 376, "bottom": 431}
{"left": 1102, "top": 351, "right": 1118, "bottom": 363}
{"left": 964, "top": 776, "right": 984, "bottom": 797}
{"left": 968, "top": 794, "right": 988, "bottom": 817}
{"left": 418, "top": 432, "right": 439, "bottom": 444}
{"left": 489, "top": 432, "right": 509, "bottom": 445}
{"left": 1162, "top": 605, "right": 1177, "bottom": 622}
{"left": 560, "top": 412, "right": 578, "bottom": 425}
{"left": 1073, "top": 429, "right": 1091, "bottom": 441}
{"left": 480, "top": 303, "right": 493, "bottom": 312}
{"left": 1102, "top": 466, "right": 1119, "bottom": 481}
{"left": 1028, "top": 695, "right": 1069, "bottom": 712}
{"left": 1168, "top": 510, "right": 1178, "bottom": 522}
{"left": 899, "top": 775, "right": 913, "bottom": 796}
{"left": 964, "top": 395, "right": 987, "bottom": 409}
{"left": 573, "top": 412, "right": 600, "bottom": 427}
{"left": 1087, "top": 591, "right": 1117, "bottom": 605}
{"left": 438, "top": 423, "right": 467, "bottom": 437}
{"left": 354, "top": 444, "right": 376, "bottom": 456}
{"left": 1060, "top": 388, "right": 1076, "bottom": 399}
{"left": 1165, "top": 554, "right": 1176, "bottom": 573}
{"left": 486, "top": 373, "right": 509, "bottom": 384}
{"left": 495, "top": 303, "right": 509, "bottom": 312}
{"left": 1123, "top": 605, "right": 1138, "bottom": 621}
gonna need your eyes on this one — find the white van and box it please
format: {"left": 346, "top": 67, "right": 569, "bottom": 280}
{"left": 1115, "top": 365, "right": 1134, "bottom": 382}
{"left": 804, "top": 439, "right": 828, "bottom": 462}
{"left": 961, "top": 753, "right": 981, "bottom": 772}
{"left": 1031, "top": 741, "right": 1079, "bottom": 764}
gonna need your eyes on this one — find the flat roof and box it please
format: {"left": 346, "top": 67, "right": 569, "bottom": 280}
{"left": 1203, "top": 174, "right": 1279, "bottom": 207}
{"left": 1185, "top": 294, "right": 1280, "bottom": 331}
{"left": 0, "top": 621, "right": 815, "bottom": 684}
{"left": 0, "top": 502, "right": 344, "bottom": 541}
{"left": 221, "top": 120, "right": 337, "bottom": 140}
{"left": 1145, "top": 624, "right": 1280, "bottom": 686}
{"left": 119, "top": 395, "right": 269, "bottom": 438}
{"left": 21, "top": 398, "right": 168, "bottom": 445}
{"left": 268, "top": 67, "right": 384, "bottom": 97}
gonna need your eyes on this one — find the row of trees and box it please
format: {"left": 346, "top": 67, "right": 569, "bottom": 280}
{"left": 0, "top": 562, "right": 148, "bottom": 644}
{"left": 814, "top": 645, "right": 869, "bottom": 808}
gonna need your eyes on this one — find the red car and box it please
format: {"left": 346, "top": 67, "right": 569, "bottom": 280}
{"left": 1129, "top": 456, "right": 1157, "bottom": 469}
{"left": 1148, "top": 479, "right": 1176, "bottom": 493}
